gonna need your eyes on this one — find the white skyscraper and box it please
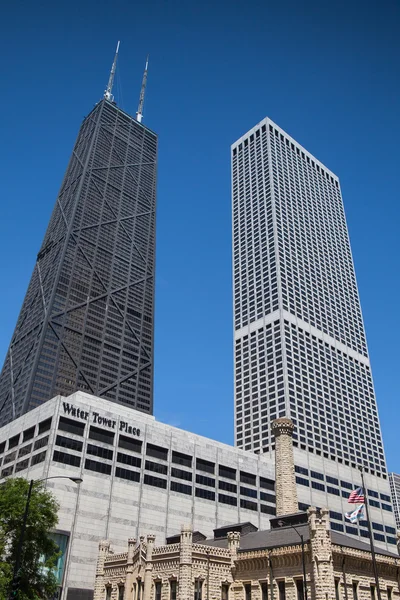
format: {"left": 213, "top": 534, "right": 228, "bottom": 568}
{"left": 231, "top": 118, "right": 397, "bottom": 547}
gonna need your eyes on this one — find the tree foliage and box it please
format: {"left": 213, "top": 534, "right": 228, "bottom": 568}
{"left": 0, "top": 477, "right": 60, "bottom": 599}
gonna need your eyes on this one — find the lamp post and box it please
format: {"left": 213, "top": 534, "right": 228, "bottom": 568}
{"left": 278, "top": 520, "right": 308, "bottom": 600}
{"left": 9, "top": 475, "right": 83, "bottom": 599}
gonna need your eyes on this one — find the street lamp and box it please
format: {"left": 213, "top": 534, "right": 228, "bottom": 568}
{"left": 9, "top": 475, "right": 83, "bottom": 599}
{"left": 278, "top": 520, "right": 308, "bottom": 600}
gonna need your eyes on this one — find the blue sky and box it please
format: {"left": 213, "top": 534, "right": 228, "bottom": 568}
{"left": 0, "top": 0, "right": 399, "bottom": 470}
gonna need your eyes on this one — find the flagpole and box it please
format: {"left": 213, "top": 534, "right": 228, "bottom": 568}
{"left": 360, "top": 467, "right": 382, "bottom": 600}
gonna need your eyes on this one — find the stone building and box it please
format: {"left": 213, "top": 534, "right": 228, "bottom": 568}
{"left": 94, "top": 419, "right": 400, "bottom": 600}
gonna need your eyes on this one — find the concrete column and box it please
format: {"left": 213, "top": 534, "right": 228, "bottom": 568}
{"left": 308, "top": 507, "right": 335, "bottom": 600}
{"left": 143, "top": 534, "right": 156, "bottom": 600}
{"left": 271, "top": 417, "right": 298, "bottom": 516}
{"left": 93, "top": 540, "right": 111, "bottom": 600}
{"left": 179, "top": 525, "right": 193, "bottom": 600}
{"left": 125, "top": 538, "right": 137, "bottom": 600}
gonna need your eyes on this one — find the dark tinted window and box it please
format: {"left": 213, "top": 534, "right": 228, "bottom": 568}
{"left": 23, "top": 427, "right": 35, "bottom": 442}
{"left": 260, "top": 492, "right": 275, "bottom": 503}
{"left": 8, "top": 434, "right": 20, "bottom": 449}
{"left": 144, "top": 474, "right": 167, "bottom": 489}
{"left": 219, "top": 480, "right": 237, "bottom": 493}
{"left": 218, "top": 493, "right": 237, "bottom": 506}
{"left": 38, "top": 418, "right": 52, "bottom": 434}
{"left": 0, "top": 442, "right": 5, "bottom": 454}
{"left": 53, "top": 450, "right": 81, "bottom": 468}
{"left": 118, "top": 436, "right": 142, "bottom": 453}
{"left": 170, "top": 481, "right": 192, "bottom": 495}
{"left": 86, "top": 444, "right": 113, "bottom": 461}
{"left": 219, "top": 465, "right": 236, "bottom": 480}
{"left": 18, "top": 444, "right": 32, "bottom": 458}
{"left": 171, "top": 467, "right": 192, "bottom": 482}
{"left": 31, "top": 451, "right": 46, "bottom": 465}
{"left": 240, "top": 471, "right": 256, "bottom": 485}
{"left": 85, "top": 458, "right": 111, "bottom": 475}
{"left": 261, "top": 504, "right": 276, "bottom": 515}
{"left": 195, "top": 488, "right": 215, "bottom": 501}
{"left": 146, "top": 443, "right": 168, "bottom": 461}
{"left": 196, "top": 474, "right": 215, "bottom": 487}
{"left": 4, "top": 451, "right": 16, "bottom": 464}
{"left": 55, "top": 435, "right": 83, "bottom": 452}
{"left": 116, "top": 467, "right": 140, "bottom": 482}
{"left": 240, "top": 486, "right": 257, "bottom": 498}
{"left": 117, "top": 452, "right": 141, "bottom": 468}
{"left": 145, "top": 460, "right": 167, "bottom": 475}
{"left": 1, "top": 466, "right": 13, "bottom": 477}
{"left": 196, "top": 458, "right": 214, "bottom": 474}
{"left": 34, "top": 436, "right": 49, "bottom": 451}
{"left": 89, "top": 426, "right": 114, "bottom": 446}
{"left": 59, "top": 416, "right": 85, "bottom": 437}
{"left": 15, "top": 459, "right": 29, "bottom": 473}
{"left": 172, "top": 451, "right": 192, "bottom": 468}
{"left": 240, "top": 498, "right": 257, "bottom": 511}
{"left": 260, "top": 477, "right": 275, "bottom": 491}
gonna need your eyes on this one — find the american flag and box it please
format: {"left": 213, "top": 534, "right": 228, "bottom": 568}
{"left": 348, "top": 486, "right": 365, "bottom": 504}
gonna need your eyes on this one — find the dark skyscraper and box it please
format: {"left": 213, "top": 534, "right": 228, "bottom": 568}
{"left": 0, "top": 53, "right": 157, "bottom": 426}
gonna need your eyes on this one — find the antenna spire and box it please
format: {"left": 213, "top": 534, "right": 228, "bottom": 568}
{"left": 104, "top": 41, "right": 120, "bottom": 102}
{"left": 136, "top": 55, "right": 149, "bottom": 123}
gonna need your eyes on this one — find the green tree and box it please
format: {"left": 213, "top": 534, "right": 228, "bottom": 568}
{"left": 0, "top": 478, "right": 60, "bottom": 600}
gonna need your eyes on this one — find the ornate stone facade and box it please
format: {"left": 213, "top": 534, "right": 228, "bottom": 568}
{"left": 94, "top": 417, "right": 400, "bottom": 600}
{"left": 94, "top": 516, "right": 400, "bottom": 600}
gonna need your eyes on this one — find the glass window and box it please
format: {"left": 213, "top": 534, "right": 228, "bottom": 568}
{"left": 53, "top": 450, "right": 81, "bottom": 468}
{"left": 89, "top": 426, "right": 114, "bottom": 446}
{"left": 58, "top": 416, "right": 85, "bottom": 437}
{"left": 335, "top": 580, "right": 340, "bottom": 600}
{"left": 118, "top": 435, "right": 142, "bottom": 453}
{"left": 261, "top": 583, "right": 268, "bottom": 600}
{"left": 8, "top": 434, "right": 20, "bottom": 449}
{"left": 55, "top": 435, "right": 83, "bottom": 452}
{"left": 38, "top": 418, "right": 52, "bottom": 434}
{"left": 155, "top": 581, "right": 161, "bottom": 600}
{"left": 219, "top": 465, "right": 236, "bottom": 480}
{"left": 146, "top": 443, "right": 168, "bottom": 461}
{"left": 221, "top": 584, "right": 229, "bottom": 600}
{"left": 278, "top": 581, "right": 286, "bottom": 600}
{"left": 296, "top": 580, "right": 304, "bottom": 600}
{"left": 245, "top": 584, "right": 251, "bottom": 600}
{"left": 118, "top": 586, "right": 125, "bottom": 600}
{"left": 194, "top": 579, "right": 203, "bottom": 600}
{"left": 370, "top": 586, "right": 376, "bottom": 600}
{"left": 84, "top": 458, "right": 111, "bottom": 475}
{"left": 106, "top": 587, "right": 112, "bottom": 600}
{"left": 352, "top": 582, "right": 358, "bottom": 600}
{"left": 172, "top": 451, "right": 192, "bottom": 468}
{"left": 196, "top": 458, "right": 215, "bottom": 474}
{"left": 170, "top": 580, "right": 178, "bottom": 600}
{"left": 86, "top": 444, "right": 113, "bottom": 461}
{"left": 23, "top": 426, "right": 35, "bottom": 442}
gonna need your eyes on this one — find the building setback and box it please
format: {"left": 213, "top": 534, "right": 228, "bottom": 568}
{"left": 0, "top": 98, "right": 157, "bottom": 426}
{"left": 389, "top": 473, "right": 400, "bottom": 529}
{"left": 0, "top": 392, "right": 397, "bottom": 599}
{"left": 231, "top": 117, "right": 393, "bottom": 518}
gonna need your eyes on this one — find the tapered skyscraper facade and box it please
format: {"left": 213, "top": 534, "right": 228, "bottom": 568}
{"left": 0, "top": 98, "right": 157, "bottom": 426}
{"left": 232, "top": 118, "right": 387, "bottom": 477}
